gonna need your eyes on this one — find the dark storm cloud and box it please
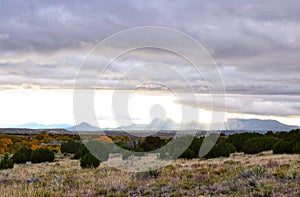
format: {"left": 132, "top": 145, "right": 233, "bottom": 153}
{"left": 0, "top": 0, "right": 300, "bottom": 116}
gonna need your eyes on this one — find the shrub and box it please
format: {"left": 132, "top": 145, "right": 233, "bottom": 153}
{"left": 73, "top": 144, "right": 89, "bottom": 159}
{"left": 243, "top": 136, "right": 278, "bottom": 154}
{"left": 205, "top": 140, "right": 236, "bottom": 158}
{"left": 227, "top": 132, "right": 261, "bottom": 152}
{"left": 140, "top": 136, "right": 167, "bottom": 152}
{"left": 290, "top": 136, "right": 300, "bottom": 154}
{"left": 80, "top": 152, "right": 101, "bottom": 168}
{"left": 61, "top": 140, "right": 82, "bottom": 154}
{"left": 273, "top": 140, "right": 293, "bottom": 154}
{"left": 180, "top": 148, "right": 197, "bottom": 159}
{"left": 250, "top": 165, "right": 264, "bottom": 177}
{"left": 179, "top": 137, "right": 203, "bottom": 159}
{"left": 121, "top": 150, "right": 132, "bottom": 160}
{"left": 12, "top": 147, "right": 32, "bottom": 164}
{"left": 292, "top": 141, "right": 300, "bottom": 154}
{"left": 158, "top": 136, "right": 199, "bottom": 160}
{"left": 30, "top": 148, "right": 55, "bottom": 163}
{"left": 281, "top": 129, "right": 300, "bottom": 141}
{"left": 120, "top": 146, "right": 145, "bottom": 158}
{"left": 135, "top": 169, "right": 160, "bottom": 180}
{"left": 0, "top": 153, "right": 14, "bottom": 170}
{"left": 73, "top": 140, "right": 112, "bottom": 162}
{"left": 95, "top": 188, "right": 108, "bottom": 196}
{"left": 84, "top": 140, "right": 112, "bottom": 162}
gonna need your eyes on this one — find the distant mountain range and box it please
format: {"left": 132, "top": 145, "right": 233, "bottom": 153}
{"left": 8, "top": 118, "right": 298, "bottom": 132}
{"left": 118, "top": 118, "right": 180, "bottom": 131}
{"left": 67, "top": 118, "right": 298, "bottom": 132}
{"left": 118, "top": 118, "right": 298, "bottom": 132}
{"left": 10, "top": 123, "right": 71, "bottom": 129}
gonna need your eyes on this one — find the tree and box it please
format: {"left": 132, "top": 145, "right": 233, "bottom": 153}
{"left": 158, "top": 135, "right": 199, "bottom": 160}
{"left": 292, "top": 140, "right": 300, "bottom": 154}
{"left": 243, "top": 137, "right": 278, "bottom": 154}
{"left": 30, "top": 148, "right": 55, "bottom": 163}
{"left": 0, "top": 153, "right": 14, "bottom": 170}
{"left": 265, "top": 131, "right": 274, "bottom": 136}
{"left": 80, "top": 152, "right": 101, "bottom": 168}
{"left": 227, "top": 132, "right": 261, "bottom": 152}
{"left": 61, "top": 140, "right": 81, "bottom": 154}
{"left": 140, "top": 136, "right": 167, "bottom": 152}
{"left": 12, "top": 147, "right": 32, "bottom": 164}
{"left": 84, "top": 140, "right": 112, "bottom": 162}
{"left": 179, "top": 137, "right": 203, "bottom": 159}
{"left": 205, "top": 140, "right": 236, "bottom": 159}
{"left": 273, "top": 140, "right": 293, "bottom": 154}
{"left": 73, "top": 144, "right": 89, "bottom": 159}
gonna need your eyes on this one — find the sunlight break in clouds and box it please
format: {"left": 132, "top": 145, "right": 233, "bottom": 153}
{"left": 0, "top": 89, "right": 299, "bottom": 128}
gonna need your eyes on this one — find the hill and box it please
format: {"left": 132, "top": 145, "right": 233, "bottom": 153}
{"left": 67, "top": 122, "right": 101, "bottom": 132}
{"left": 10, "top": 123, "right": 71, "bottom": 129}
{"left": 224, "top": 118, "right": 298, "bottom": 131}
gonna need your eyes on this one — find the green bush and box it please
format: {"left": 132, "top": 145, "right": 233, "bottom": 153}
{"left": 0, "top": 153, "right": 14, "bottom": 170}
{"left": 289, "top": 132, "right": 300, "bottom": 154}
{"left": 292, "top": 140, "right": 300, "bottom": 154}
{"left": 61, "top": 140, "right": 82, "bottom": 154}
{"left": 30, "top": 148, "right": 55, "bottom": 163}
{"left": 205, "top": 140, "right": 236, "bottom": 158}
{"left": 279, "top": 129, "right": 300, "bottom": 141}
{"left": 273, "top": 140, "right": 293, "bottom": 154}
{"left": 227, "top": 132, "right": 261, "bottom": 152}
{"left": 243, "top": 137, "right": 278, "bottom": 154}
{"left": 12, "top": 147, "right": 32, "bottom": 164}
{"left": 159, "top": 135, "right": 198, "bottom": 160}
{"left": 140, "top": 136, "right": 167, "bottom": 152}
{"left": 84, "top": 140, "right": 112, "bottom": 162}
{"left": 73, "top": 141, "right": 112, "bottom": 161}
{"left": 80, "top": 152, "right": 101, "bottom": 168}
{"left": 180, "top": 148, "right": 197, "bottom": 159}
{"left": 179, "top": 137, "right": 203, "bottom": 159}
{"left": 73, "top": 144, "right": 89, "bottom": 159}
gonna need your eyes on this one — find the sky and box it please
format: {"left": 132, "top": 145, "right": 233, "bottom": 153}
{"left": 0, "top": 1, "right": 299, "bottom": 127}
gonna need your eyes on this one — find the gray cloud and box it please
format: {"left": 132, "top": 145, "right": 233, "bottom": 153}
{"left": 0, "top": 0, "right": 300, "bottom": 116}
{"left": 178, "top": 94, "right": 300, "bottom": 117}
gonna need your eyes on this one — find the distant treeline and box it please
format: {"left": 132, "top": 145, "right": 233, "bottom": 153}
{"left": 227, "top": 129, "right": 300, "bottom": 155}
{"left": 112, "top": 129, "right": 300, "bottom": 159}
{"left": 1, "top": 129, "right": 299, "bottom": 170}
{"left": 58, "top": 129, "right": 300, "bottom": 168}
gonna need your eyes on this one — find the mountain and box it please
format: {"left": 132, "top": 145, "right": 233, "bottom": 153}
{"left": 118, "top": 118, "right": 177, "bottom": 131}
{"left": 224, "top": 119, "right": 298, "bottom": 131}
{"left": 67, "top": 122, "right": 101, "bottom": 131}
{"left": 118, "top": 118, "right": 203, "bottom": 131}
{"left": 117, "top": 118, "right": 298, "bottom": 132}
{"left": 11, "top": 123, "right": 71, "bottom": 129}
{"left": 11, "top": 118, "right": 298, "bottom": 132}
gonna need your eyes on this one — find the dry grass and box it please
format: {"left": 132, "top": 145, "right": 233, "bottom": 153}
{"left": 0, "top": 152, "right": 299, "bottom": 196}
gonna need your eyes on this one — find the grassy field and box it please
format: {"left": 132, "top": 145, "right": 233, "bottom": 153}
{"left": 0, "top": 152, "right": 299, "bottom": 197}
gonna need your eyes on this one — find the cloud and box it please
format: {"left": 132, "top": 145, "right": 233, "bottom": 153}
{"left": 178, "top": 94, "right": 300, "bottom": 117}
{"left": 0, "top": 0, "right": 299, "bottom": 117}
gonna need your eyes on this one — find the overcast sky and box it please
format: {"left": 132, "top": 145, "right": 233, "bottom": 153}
{"left": 0, "top": 1, "right": 299, "bottom": 126}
